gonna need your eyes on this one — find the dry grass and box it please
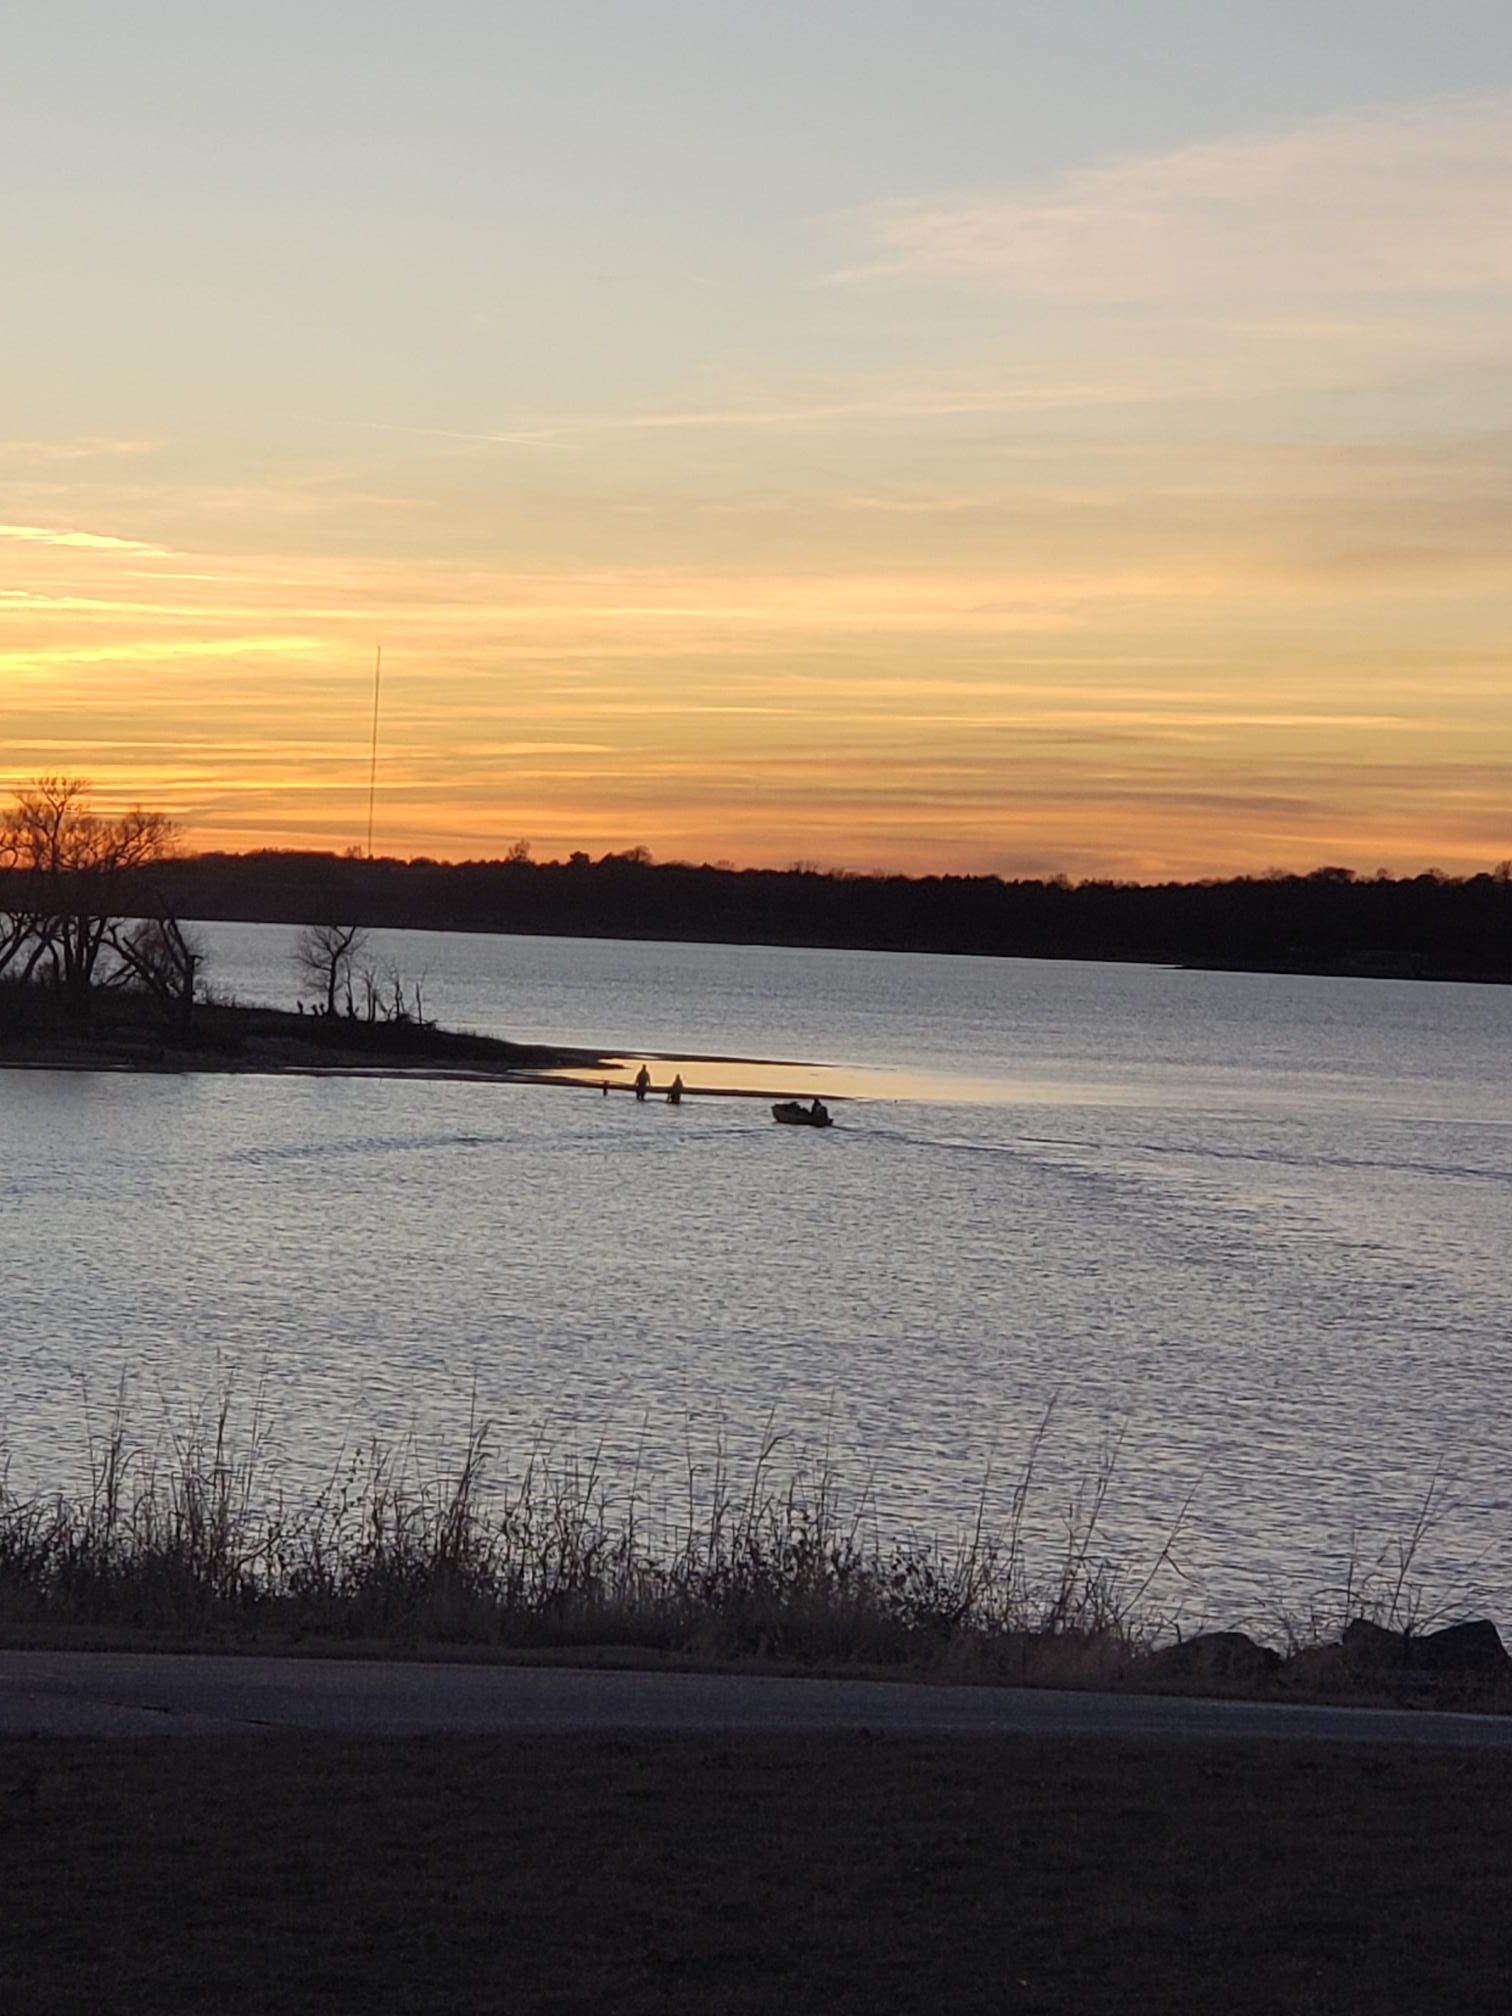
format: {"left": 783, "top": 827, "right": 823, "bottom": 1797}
{"left": 3, "top": 1395, "right": 1493, "bottom": 1703}
{"left": 5, "top": 1730, "right": 1512, "bottom": 2014}
{"left": 0, "top": 1399, "right": 1178, "bottom": 1682}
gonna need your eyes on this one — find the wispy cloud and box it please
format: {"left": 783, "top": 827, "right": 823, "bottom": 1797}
{"left": 0, "top": 636, "right": 323, "bottom": 673}
{"left": 0, "top": 522, "right": 169, "bottom": 554}
{"left": 843, "top": 97, "right": 1512, "bottom": 301}
{"left": 362, "top": 377, "right": 1177, "bottom": 453}
{"left": 457, "top": 740, "right": 616, "bottom": 757}
{"left": 0, "top": 438, "right": 156, "bottom": 464}
{"left": 359, "top": 422, "right": 570, "bottom": 452}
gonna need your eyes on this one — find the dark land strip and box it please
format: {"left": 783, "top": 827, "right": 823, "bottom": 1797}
{"left": 0, "top": 992, "right": 609, "bottom": 1079}
{"left": 0, "top": 991, "right": 835, "bottom": 1098}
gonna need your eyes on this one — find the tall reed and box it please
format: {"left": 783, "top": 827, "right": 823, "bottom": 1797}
{"left": 0, "top": 1396, "right": 1185, "bottom": 1676}
{"left": 0, "top": 1394, "right": 1473, "bottom": 1683}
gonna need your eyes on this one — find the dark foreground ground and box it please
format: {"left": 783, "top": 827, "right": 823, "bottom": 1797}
{"left": 4, "top": 1732, "right": 1510, "bottom": 2015}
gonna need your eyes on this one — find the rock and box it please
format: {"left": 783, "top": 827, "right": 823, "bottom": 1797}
{"left": 1277, "top": 1643, "right": 1348, "bottom": 1692}
{"left": 1142, "top": 1631, "right": 1282, "bottom": 1687}
{"left": 1411, "top": 1619, "right": 1511, "bottom": 1675}
{"left": 1341, "top": 1618, "right": 1409, "bottom": 1669}
{"left": 1337, "top": 1616, "right": 1512, "bottom": 1692}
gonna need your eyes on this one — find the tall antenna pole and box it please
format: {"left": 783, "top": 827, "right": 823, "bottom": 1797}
{"left": 365, "top": 643, "right": 383, "bottom": 858}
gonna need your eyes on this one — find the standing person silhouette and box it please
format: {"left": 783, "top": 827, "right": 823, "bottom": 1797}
{"left": 667, "top": 1073, "right": 684, "bottom": 1106}
{"left": 634, "top": 1064, "right": 651, "bottom": 1102}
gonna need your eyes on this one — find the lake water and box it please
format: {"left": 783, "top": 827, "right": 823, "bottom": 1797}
{"left": 4, "top": 922, "right": 1510, "bottom": 1628}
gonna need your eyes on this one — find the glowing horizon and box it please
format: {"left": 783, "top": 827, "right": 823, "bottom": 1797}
{"left": 3, "top": 5, "right": 1509, "bottom": 882}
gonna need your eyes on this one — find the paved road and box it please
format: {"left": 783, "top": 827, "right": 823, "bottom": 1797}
{"left": 3, "top": 1649, "right": 1512, "bottom": 1744}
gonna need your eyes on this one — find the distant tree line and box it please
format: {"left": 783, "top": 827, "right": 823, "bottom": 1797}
{"left": 40, "top": 843, "right": 1509, "bottom": 984}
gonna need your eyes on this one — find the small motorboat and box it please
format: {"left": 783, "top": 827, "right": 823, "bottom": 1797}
{"left": 772, "top": 1099, "right": 833, "bottom": 1128}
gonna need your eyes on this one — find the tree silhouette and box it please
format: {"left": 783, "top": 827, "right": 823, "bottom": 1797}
{"left": 1, "top": 775, "right": 178, "bottom": 994}
{"left": 294, "top": 920, "right": 370, "bottom": 1016}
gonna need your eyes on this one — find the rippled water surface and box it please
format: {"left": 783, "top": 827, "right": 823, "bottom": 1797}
{"left": 4, "top": 923, "right": 1510, "bottom": 1620}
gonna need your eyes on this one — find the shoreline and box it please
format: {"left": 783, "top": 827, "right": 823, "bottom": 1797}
{"left": 2, "top": 1392, "right": 1507, "bottom": 1720}
{"left": 0, "top": 995, "right": 850, "bottom": 1102}
{"left": 0, "top": 1043, "right": 838, "bottom": 1105}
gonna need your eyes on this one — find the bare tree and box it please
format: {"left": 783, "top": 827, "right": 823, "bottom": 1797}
{"left": 294, "top": 921, "right": 369, "bottom": 1017}
{"left": 108, "top": 914, "right": 206, "bottom": 1033}
{"left": 0, "top": 775, "right": 178, "bottom": 993}
{"left": 352, "top": 957, "right": 428, "bottom": 1026}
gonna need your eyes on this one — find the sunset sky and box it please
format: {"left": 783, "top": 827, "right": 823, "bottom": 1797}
{"left": 3, "top": 1, "right": 1510, "bottom": 877}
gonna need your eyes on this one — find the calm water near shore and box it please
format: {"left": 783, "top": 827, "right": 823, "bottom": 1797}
{"left": 4, "top": 922, "right": 1510, "bottom": 1624}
